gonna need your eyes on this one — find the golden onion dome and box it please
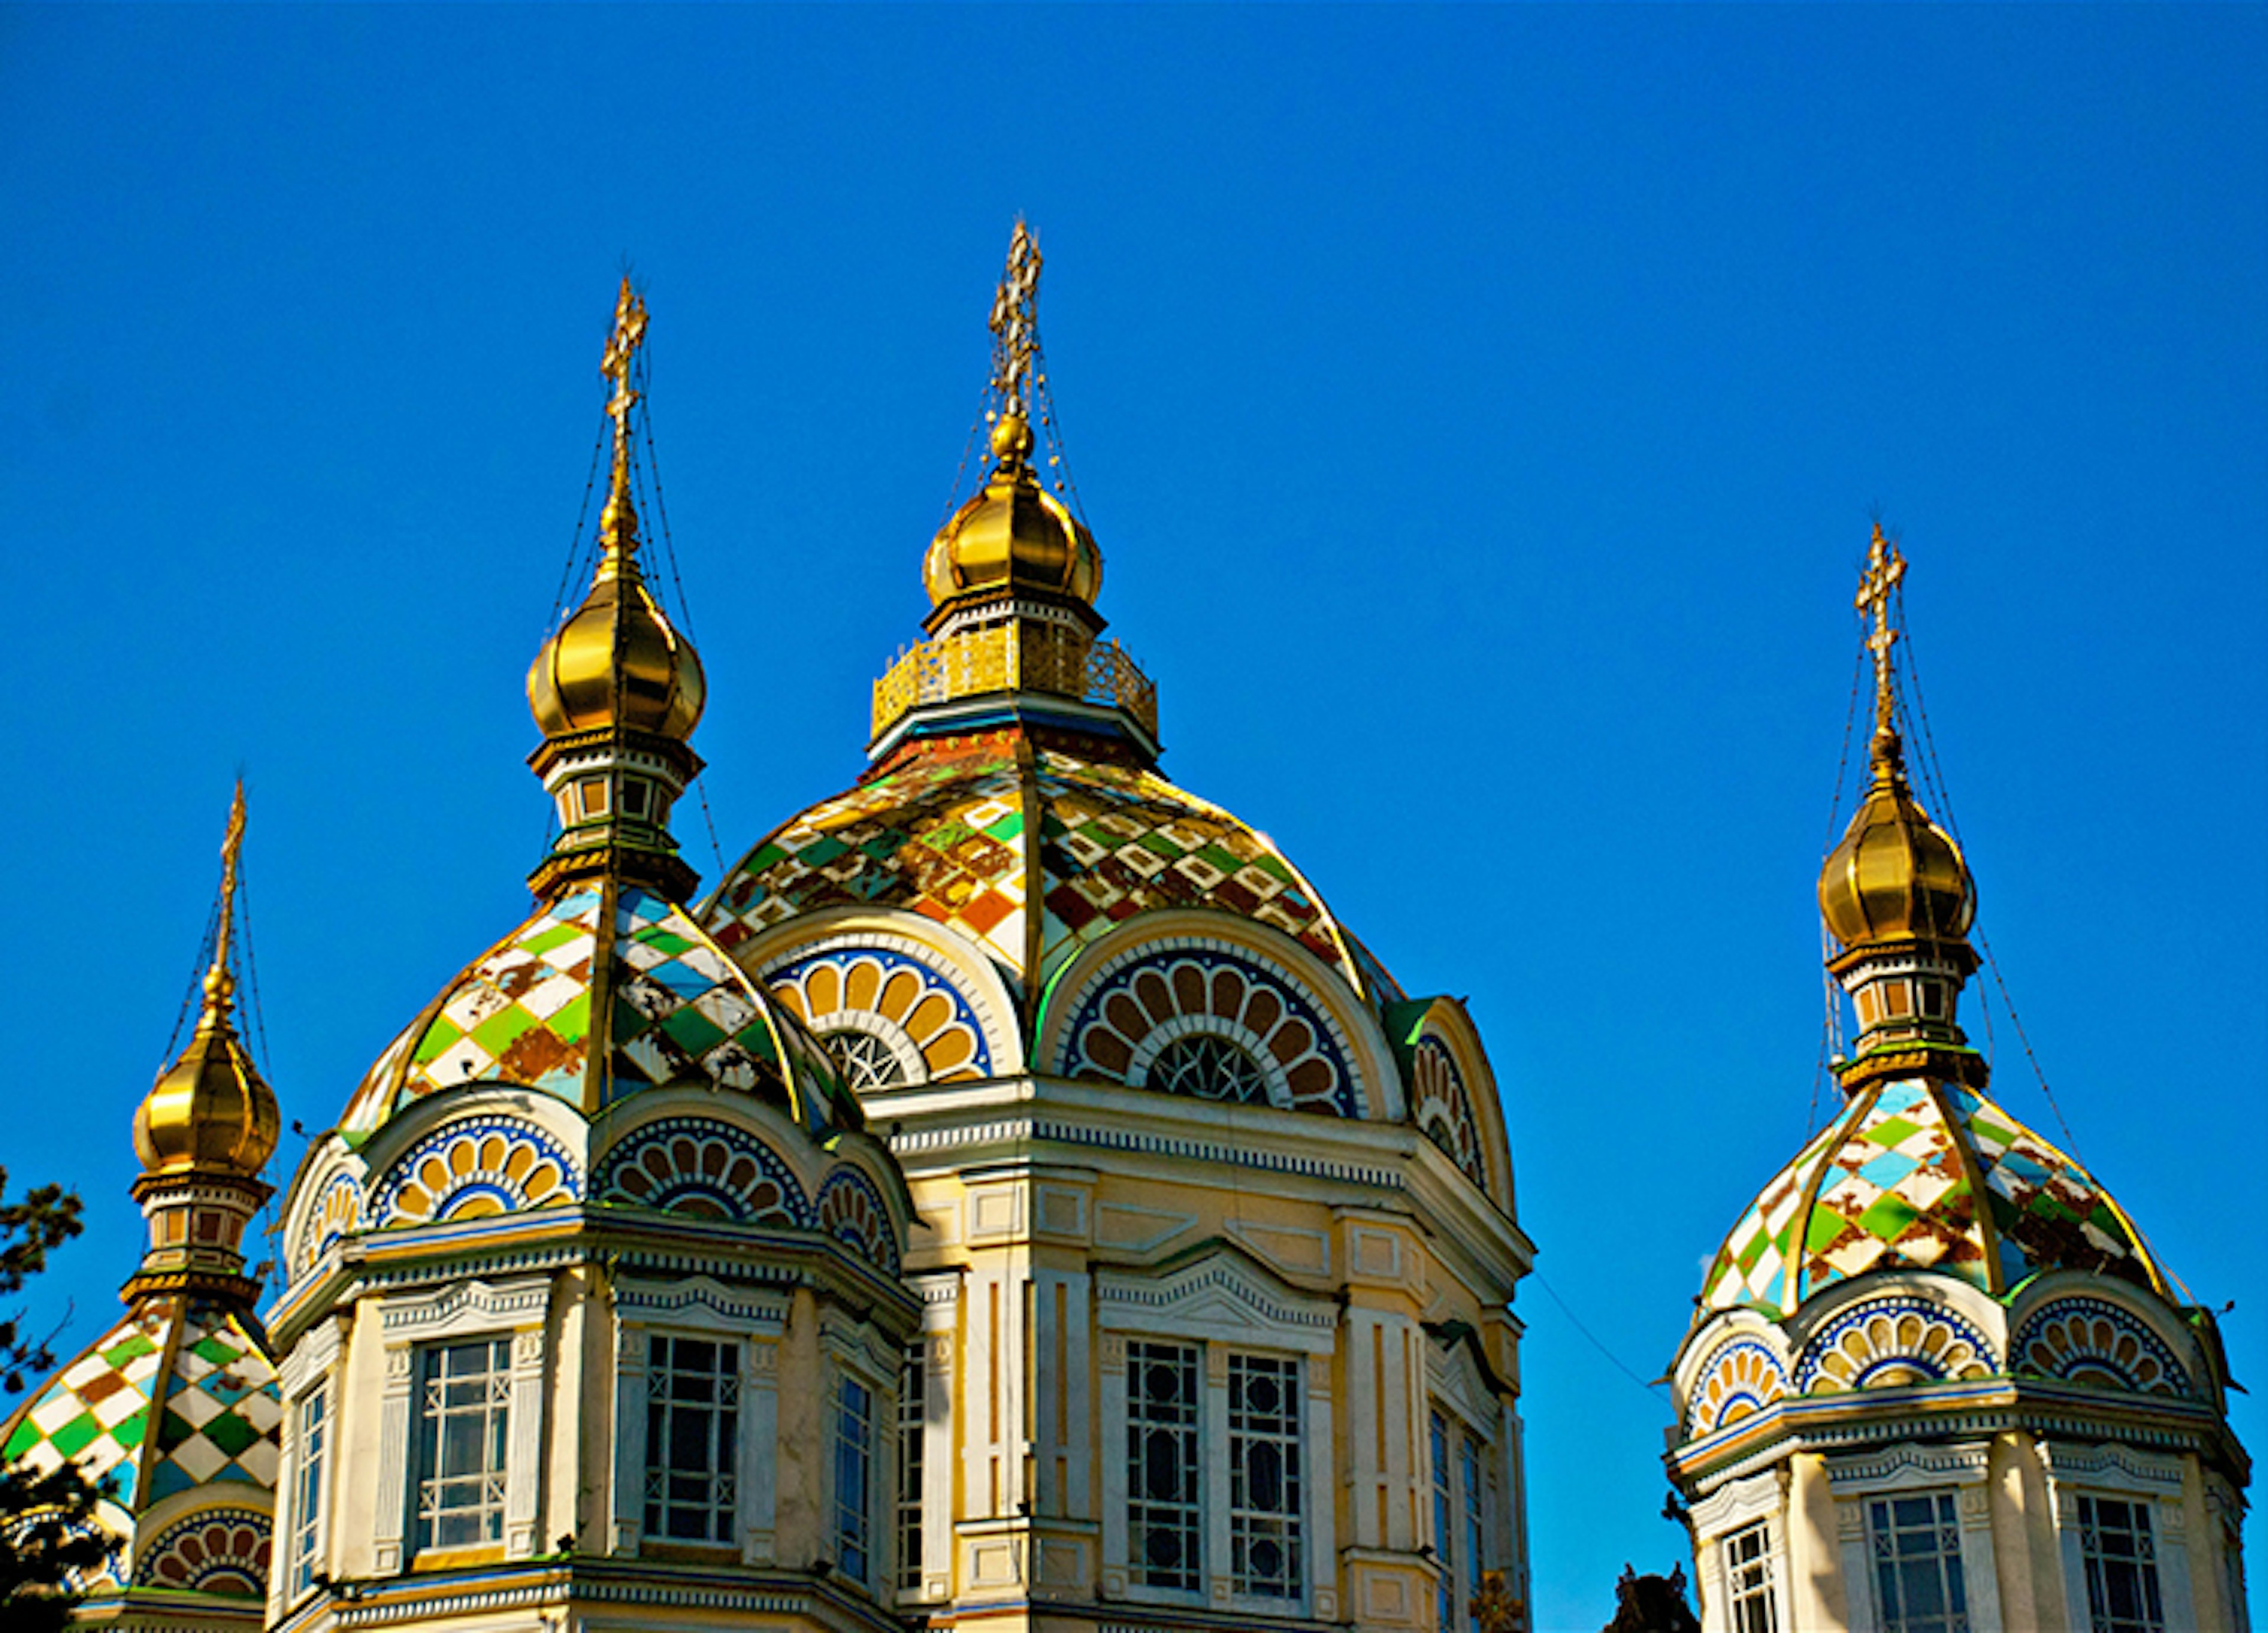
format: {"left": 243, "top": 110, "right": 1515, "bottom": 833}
{"left": 923, "top": 415, "right": 1102, "bottom": 610}
{"left": 1819, "top": 728, "right": 1976, "bottom": 948}
{"left": 527, "top": 498, "right": 707, "bottom": 741}
{"left": 133, "top": 966, "right": 281, "bottom": 1179}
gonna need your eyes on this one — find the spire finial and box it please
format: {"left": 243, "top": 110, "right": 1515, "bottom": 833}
{"left": 598, "top": 276, "right": 650, "bottom": 565}
{"left": 987, "top": 220, "right": 1044, "bottom": 464}
{"left": 200, "top": 780, "right": 246, "bottom": 1025}
{"left": 1856, "top": 521, "right": 1908, "bottom": 748}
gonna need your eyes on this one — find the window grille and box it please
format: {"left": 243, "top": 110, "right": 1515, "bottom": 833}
{"left": 1126, "top": 1340, "right": 1202, "bottom": 1591}
{"left": 1228, "top": 1353, "right": 1302, "bottom": 1599}
{"left": 826, "top": 1029, "right": 910, "bottom": 1093}
{"left": 898, "top": 1343, "right": 925, "bottom": 1593}
{"left": 1432, "top": 1412, "right": 1454, "bottom": 1632}
{"left": 1146, "top": 1034, "right": 1270, "bottom": 1103}
{"left": 414, "top": 1338, "right": 511, "bottom": 1552}
{"left": 644, "top": 1335, "right": 739, "bottom": 1543}
{"left": 1723, "top": 1520, "right": 1778, "bottom": 1633}
{"left": 290, "top": 1386, "right": 328, "bottom": 1595}
{"left": 1460, "top": 1432, "right": 1485, "bottom": 1621}
{"left": 1868, "top": 1493, "right": 1969, "bottom": 1633}
{"left": 835, "top": 1374, "right": 874, "bottom": 1583}
{"left": 2079, "top": 1497, "right": 2166, "bottom": 1633}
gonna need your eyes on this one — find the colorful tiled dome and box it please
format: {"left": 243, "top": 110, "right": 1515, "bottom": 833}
{"left": 703, "top": 730, "right": 1379, "bottom": 1011}
{"left": 341, "top": 882, "right": 856, "bottom": 1140}
{"left": 0, "top": 1300, "right": 280, "bottom": 1597}
{"left": 1699, "top": 1075, "right": 2166, "bottom": 1318}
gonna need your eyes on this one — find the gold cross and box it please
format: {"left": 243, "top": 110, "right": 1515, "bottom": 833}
{"left": 1855, "top": 522, "right": 1906, "bottom": 731}
{"left": 988, "top": 220, "right": 1043, "bottom": 416}
{"left": 205, "top": 779, "right": 247, "bottom": 1013}
{"left": 601, "top": 276, "right": 649, "bottom": 474}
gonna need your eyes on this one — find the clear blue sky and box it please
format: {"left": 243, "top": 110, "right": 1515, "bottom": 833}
{"left": 5, "top": 6, "right": 2263, "bottom": 1627}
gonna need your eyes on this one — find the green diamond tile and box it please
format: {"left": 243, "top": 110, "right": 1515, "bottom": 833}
{"left": 99, "top": 1333, "right": 158, "bottom": 1367}
{"left": 522, "top": 923, "right": 582, "bottom": 956}
{"left": 413, "top": 1015, "right": 465, "bottom": 1064}
{"left": 201, "top": 1412, "right": 261, "bottom": 1459}
{"left": 189, "top": 1334, "right": 241, "bottom": 1367}
{"left": 658, "top": 1006, "right": 728, "bottom": 1056}
{"left": 1805, "top": 1210, "right": 1849, "bottom": 1252}
{"left": 1858, "top": 1194, "right": 1921, "bottom": 1240}
{"left": 1866, "top": 1116, "right": 1922, "bottom": 1147}
{"left": 48, "top": 1412, "right": 100, "bottom": 1458}
{"left": 5, "top": 1419, "right": 40, "bottom": 1459}
{"left": 470, "top": 1003, "right": 537, "bottom": 1057}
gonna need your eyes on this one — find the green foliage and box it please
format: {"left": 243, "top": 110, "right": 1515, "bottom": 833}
{"left": 0, "top": 1172, "right": 83, "bottom": 1397}
{"left": 0, "top": 1168, "right": 105, "bottom": 1631}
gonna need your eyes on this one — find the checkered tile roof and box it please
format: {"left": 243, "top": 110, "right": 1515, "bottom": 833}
{"left": 1700, "top": 1076, "right": 2166, "bottom": 1317}
{"left": 1, "top": 1298, "right": 278, "bottom": 1540}
{"left": 341, "top": 883, "right": 852, "bottom": 1139}
{"left": 703, "top": 731, "right": 1370, "bottom": 1003}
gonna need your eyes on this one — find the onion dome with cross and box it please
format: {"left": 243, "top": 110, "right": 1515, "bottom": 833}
{"left": 337, "top": 281, "right": 855, "bottom": 1145}
{"left": 1, "top": 788, "right": 286, "bottom": 1618}
{"left": 1666, "top": 535, "right": 2243, "bottom": 1613}
{"left": 699, "top": 224, "right": 1516, "bottom": 1221}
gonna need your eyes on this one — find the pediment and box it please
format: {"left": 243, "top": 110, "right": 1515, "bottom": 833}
{"left": 1097, "top": 1244, "right": 1337, "bottom": 1354}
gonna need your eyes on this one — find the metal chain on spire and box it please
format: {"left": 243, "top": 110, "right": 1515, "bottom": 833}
{"left": 1894, "top": 585, "right": 2095, "bottom": 1163}
{"left": 1808, "top": 635, "right": 1869, "bottom": 1133}
{"left": 628, "top": 341, "right": 730, "bottom": 882}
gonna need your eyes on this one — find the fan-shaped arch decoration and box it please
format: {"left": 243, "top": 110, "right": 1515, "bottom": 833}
{"left": 593, "top": 1117, "right": 810, "bottom": 1226}
{"left": 1, "top": 1508, "right": 121, "bottom": 1593}
{"left": 1682, "top": 1337, "right": 1790, "bottom": 1439}
{"left": 2012, "top": 1298, "right": 2193, "bottom": 1399}
{"left": 132, "top": 1508, "right": 272, "bottom": 1596}
{"left": 1794, "top": 1295, "right": 1997, "bottom": 1394}
{"left": 370, "top": 1116, "right": 582, "bottom": 1227}
{"left": 293, "top": 1172, "right": 364, "bottom": 1275}
{"left": 814, "top": 1168, "right": 897, "bottom": 1272}
{"left": 765, "top": 947, "right": 992, "bottom": 1086}
{"left": 1409, "top": 1036, "right": 1486, "bottom": 1187}
{"left": 1064, "top": 947, "right": 1359, "bottom": 1115}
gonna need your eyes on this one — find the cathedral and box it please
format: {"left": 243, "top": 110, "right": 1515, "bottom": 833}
{"left": 0, "top": 229, "right": 2246, "bottom": 1633}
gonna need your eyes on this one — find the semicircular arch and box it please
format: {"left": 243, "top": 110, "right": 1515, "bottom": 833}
{"left": 1037, "top": 908, "right": 1401, "bottom": 1122}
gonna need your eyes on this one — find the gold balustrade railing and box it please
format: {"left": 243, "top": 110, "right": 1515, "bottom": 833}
{"left": 872, "top": 622, "right": 1158, "bottom": 741}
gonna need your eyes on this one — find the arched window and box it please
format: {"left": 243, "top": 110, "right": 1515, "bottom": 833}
{"left": 1145, "top": 1033, "right": 1270, "bottom": 1104}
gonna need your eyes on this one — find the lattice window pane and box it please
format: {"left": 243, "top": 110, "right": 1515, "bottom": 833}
{"left": 1868, "top": 1493, "right": 1969, "bottom": 1633}
{"left": 1126, "top": 1340, "right": 1201, "bottom": 1592}
{"left": 413, "top": 1338, "right": 512, "bottom": 1553}
{"left": 2079, "top": 1497, "right": 2166, "bottom": 1633}
{"left": 835, "top": 1374, "right": 874, "bottom": 1583}
{"left": 290, "top": 1386, "right": 329, "bottom": 1596}
{"left": 1228, "top": 1352, "right": 1302, "bottom": 1600}
{"left": 644, "top": 1335, "right": 741, "bottom": 1544}
{"left": 1724, "top": 1520, "right": 1778, "bottom": 1633}
{"left": 1431, "top": 1412, "right": 1454, "bottom": 1633}
{"left": 898, "top": 1344, "right": 926, "bottom": 1595}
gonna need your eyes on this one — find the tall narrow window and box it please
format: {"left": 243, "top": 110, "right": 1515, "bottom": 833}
{"left": 898, "top": 1343, "right": 925, "bottom": 1594}
{"left": 1723, "top": 1520, "right": 1778, "bottom": 1633}
{"left": 1431, "top": 1412, "right": 1454, "bottom": 1632}
{"left": 414, "top": 1338, "right": 511, "bottom": 1553}
{"left": 644, "top": 1335, "right": 739, "bottom": 1544}
{"left": 1868, "top": 1494, "right": 1968, "bottom": 1633}
{"left": 1126, "top": 1340, "right": 1201, "bottom": 1592}
{"left": 835, "top": 1374, "right": 874, "bottom": 1583}
{"left": 2079, "top": 1497, "right": 2166, "bottom": 1633}
{"left": 1228, "top": 1352, "right": 1302, "bottom": 1600}
{"left": 1460, "top": 1433, "right": 1485, "bottom": 1622}
{"left": 289, "top": 1386, "right": 329, "bottom": 1596}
